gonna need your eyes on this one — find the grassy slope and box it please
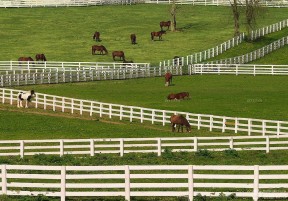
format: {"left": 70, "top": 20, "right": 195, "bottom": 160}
{"left": 13, "top": 75, "right": 288, "bottom": 121}
{"left": 0, "top": 5, "right": 288, "bottom": 66}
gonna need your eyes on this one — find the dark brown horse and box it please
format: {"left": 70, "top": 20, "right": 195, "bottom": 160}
{"left": 130, "top": 34, "right": 136, "bottom": 45}
{"left": 35, "top": 54, "right": 46, "bottom": 62}
{"left": 151, "top": 31, "right": 166, "bottom": 41}
{"left": 93, "top": 31, "right": 100, "bottom": 42}
{"left": 170, "top": 114, "right": 191, "bottom": 133}
{"left": 167, "top": 92, "right": 189, "bottom": 100}
{"left": 164, "top": 72, "right": 173, "bottom": 86}
{"left": 160, "top": 21, "right": 171, "bottom": 30}
{"left": 92, "top": 45, "right": 108, "bottom": 55}
{"left": 18, "top": 57, "right": 34, "bottom": 67}
{"left": 112, "top": 51, "right": 125, "bottom": 61}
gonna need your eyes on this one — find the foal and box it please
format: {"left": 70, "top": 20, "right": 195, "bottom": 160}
{"left": 17, "top": 90, "right": 35, "bottom": 108}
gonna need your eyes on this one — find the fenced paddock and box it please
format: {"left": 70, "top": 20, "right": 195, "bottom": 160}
{"left": 189, "top": 64, "right": 288, "bottom": 75}
{"left": 1, "top": 88, "right": 288, "bottom": 136}
{"left": 1, "top": 164, "right": 288, "bottom": 201}
{"left": 0, "top": 136, "right": 288, "bottom": 158}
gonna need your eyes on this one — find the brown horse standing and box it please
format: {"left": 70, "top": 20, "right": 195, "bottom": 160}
{"left": 35, "top": 54, "right": 47, "bottom": 62}
{"left": 112, "top": 51, "right": 125, "bottom": 61}
{"left": 151, "top": 31, "right": 166, "bottom": 41}
{"left": 18, "top": 57, "right": 34, "bottom": 66}
{"left": 92, "top": 45, "right": 108, "bottom": 55}
{"left": 130, "top": 34, "right": 136, "bottom": 44}
{"left": 93, "top": 31, "right": 100, "bottom": 42}
{"left": 160, "top": 21, "right": 171, "bottom": 30}
{"left": 164, "top": 72, "right": 172, "bottom": 86}
{"left": 170, "top": 114, "right": 191, "bottom": 133}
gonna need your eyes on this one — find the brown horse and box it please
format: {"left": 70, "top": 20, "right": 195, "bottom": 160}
{"left": 92, "top": 45, "right": 108, "bottom": 55}
{"left": 170, "top": 114, "right": 191, "bottom": 133}
{"left": 151, "top": 31, "right": 166, "bottom": 41}
{"left": 35, "top": 54, "right": 46, "bottom": 62}
{"left": 18, "top": 57, "right": 34, "bottom": 67}
{"left": 112, "top": 51, "right": 125, "bottom": 61}
{"left": 164, "top": 72, "right": 173, "bottom": 86}
{"left": 160, "top": 21, "right": 171, "bottom": 30}
{"left": 93, "top": 31, "right": 100, "bottom": 42}
{"left": 167, "top": 92, "right": 189, "bottom": 100}
{"left": 130, "top": 34, "right": 136, "bottom": 45}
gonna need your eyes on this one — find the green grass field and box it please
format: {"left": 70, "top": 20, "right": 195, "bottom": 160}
{"left": 0, "top": 5, "right": 288, "bottom": 66}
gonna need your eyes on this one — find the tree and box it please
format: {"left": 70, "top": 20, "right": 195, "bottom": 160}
{"left": 230, "top": 0, "right": 241, "bottom": 37}
{"left": 170, "top": 0, "right": 178, "bottom": 31}
{"left": 245, "top": 0, "right": 260, "bottom": 40}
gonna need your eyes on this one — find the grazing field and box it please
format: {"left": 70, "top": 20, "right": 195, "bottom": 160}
{"left": 0, "top": 5, "right": 288, "bottom": 65}
{"left": 13, "top": 74, "right": 288, "bottom": 121}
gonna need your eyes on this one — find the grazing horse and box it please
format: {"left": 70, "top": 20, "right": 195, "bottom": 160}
{"left": 167, "top": 92, "right": 189, "bottom": 100}
{"left": 93, "top": 31, "right": 100, "bottom": 42}
{"left": 35, "top": 54, "right": 47, "bottom": 62}
{"left": 112, "top": 51, "right": 125, "bottom": 61}
{"left": 18, "top": 57, "right": 34, "bottom": 67}
{"left": 170, "top": 114, "right": 191, "bottom": 133}
{"left": 164, "top": 72, "right": 173, "bottom": 86}
{"left": 151, "top": 31, "right": 166, "bottom": 41}
{"left": 160, "top": 21, "right": 171, "bottom": 30}
{"left": 17, "top": 90, "right": 35, "bottom": 108}
{"left": 92, "top": 45, "right": 108, "bottom": 55}
{"left": 130, "top": 34, "right": 136, "bottom": 44}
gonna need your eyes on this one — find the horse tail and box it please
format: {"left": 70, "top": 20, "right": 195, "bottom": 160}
{"left": 151, "top": 32, "right": 154, "bottom": 40}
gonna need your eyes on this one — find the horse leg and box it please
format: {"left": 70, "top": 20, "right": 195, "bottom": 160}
{"left": 171, "top": 123, "right": 175, "bottom": 132}
{"left": 25, "top": 100, "right": 28, "bottom": 108}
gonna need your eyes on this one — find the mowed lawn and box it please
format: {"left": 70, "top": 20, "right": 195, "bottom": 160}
{"left": 0, "top": 5, "right": 288, "bottom": 65}
{"left": 13, "top": 74, "right": 288, "bottom": 121}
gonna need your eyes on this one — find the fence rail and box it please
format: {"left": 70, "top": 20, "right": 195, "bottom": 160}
{"left": 0, "top": 135, "right": 287, "bottom": 158}
{"left": 208, "top": 36, "right": 288, "bottom": 64}
{"left": 1, "top": 88, "right": 288, "bottom": 136}
{"left": 190, "top": 64, "right": 288, "bottom": 75}
{"left": 1, "top": 164, "right": 288, "bottom": 201}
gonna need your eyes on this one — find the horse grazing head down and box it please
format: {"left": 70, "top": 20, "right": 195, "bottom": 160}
{"left": 93, "top": 31, "right": 100, "bottom": 42}
{"left": 17, "top": 90, "right": 36, "bottom": 108}
{"left": 112, "top": 51, "right": 125, "bottom": 61}
{"left": 170, "top": 114, "right": 191, "bottom": 133}
{"left": 130, "top": 34, "right": 136, "bottom": 45}
{"left": 164, "top": 72, "right": 173, "bottom": 86}
{"left": 92, "top": 45, "right": 108, "bottom": 55}
{"left": 35, "top": 54, "right": 47, "bottom": 62}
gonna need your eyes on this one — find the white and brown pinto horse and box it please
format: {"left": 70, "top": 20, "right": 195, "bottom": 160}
{"left": 170, "top": 114, "right": 191, "bottom": 133}
{"left": 17, "top": 90, "right": 35, "bottom": 108}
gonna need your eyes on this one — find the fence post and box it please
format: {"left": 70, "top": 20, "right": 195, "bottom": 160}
{"left": 60, "top": 140, "right": 64, "bottom": 157}
{"left": 265, "top": 136, "right": 270, "bottom": 153}
{"left": 20, "top": 140, "right": 24, "bottom": 158}
{"left": 197, "top": 114, "right": 201, "bottom": 130}
{"left": 262, "top": 120, "right": 266, "bottom": 136}
{"left": 209, "top": 115, "right": 213, "bottom": 131}
{"left": 61, "top": 166, "right": 66, "bottom": 201}
{"left": 229, "top": 137, "right": 233, "bottom": 149}
{"left": 90, "top": 139, "right": 95, "bottom": 156}
{"left": 125, "top": 165, "right": 131, "bottom": 201}
{"left": 253, "top": 165, "right": 259, "bottom": 201}
{"left": 188, "top": 165, "right": 194, "bottom": 201}
{"left": 162, "top": 111, "right": 166, "bottom": 126}
{"left": 157, "top": 138, "right": 161, "bottom": 156}
{"left": 120, "top": 139, "right": 124, "bottom": 157}
{"left": 1, "top": 165, "right": 7, "bottom": 195}
{"left": 194, "top": 137, "right": 198, "bottom": 152}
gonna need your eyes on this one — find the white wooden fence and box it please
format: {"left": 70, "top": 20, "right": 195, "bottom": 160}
{"left": 146, "top": 0, "right": 288, "bottom": 7}
{"left": 1, "top": 164, "right": 288, "bottom": 201}
{"left": 2, "top": 88, "right": 288, "bottom": 136}
{"left": 190, "top": 64, "right": 288, "bottom": 75}
{"left": 0, "top": 135, "right": 288, "bottom": 158}
{"left": 209, "top": 36, "right": 288, "bottom": 64}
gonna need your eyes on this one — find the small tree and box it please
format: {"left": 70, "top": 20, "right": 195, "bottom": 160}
{"left": 230, "top": 0, "right": 241, "bottom": 37}
{"left": 245, "top": 0, "right": 260, "bottom": 40}
{"left": 170, "top": 0, "right": 178, "bottom": 31}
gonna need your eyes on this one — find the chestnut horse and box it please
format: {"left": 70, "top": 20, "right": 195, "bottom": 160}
{"left": 93, "top": 31, "right": 100, "bottom": 42}
{"left": 92, "top": 45, "right": 108, "bottom": 55}
{"left": 18, "top": 57, "right": 34, "bottom": 66}
{"left": 130, "top": 34, "right": 136, "bottom": 45}
{"left": 151, "top": 31, "right": 165, "bottom": 41}
{"left": 167, "top": 92, "right": 189, "bottom": 100}
{"left": 35, "top": 54, "right": 46, "bottom": 62}
{"left": 164, "top": 72, "right": 172, "bottom": 86}
{"left": 170, "top": 114, "right": 191, "bottom": 133}
{"left": 160, "top": 21, "right": 171, "bottom": 30}
{"left": 112, "top": 51, "right": 125, "bottom": 61}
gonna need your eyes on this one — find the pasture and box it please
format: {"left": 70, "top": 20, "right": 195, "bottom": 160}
{"left": 0, "top": 5, "right": 288, "bottom": 65}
